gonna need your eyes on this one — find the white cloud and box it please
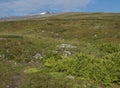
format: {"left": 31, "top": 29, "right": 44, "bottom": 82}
{"left": 0, "top": 0, "right": 95, "bottom": 17}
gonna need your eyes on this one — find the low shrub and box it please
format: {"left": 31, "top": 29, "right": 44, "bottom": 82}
{"left": 105, "top": 52, "right": 120, "bottom": 84}
{"left": 44, "top": 53, "right": 120, "bottom": 85}
{"left": 99, "top": 43, "right": 120, "bottom": 54}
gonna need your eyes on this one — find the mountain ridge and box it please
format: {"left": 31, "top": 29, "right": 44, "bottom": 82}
{"left": 0, "top": 11, "right": 55, "bottom": 21}
{"left": 1, "top": 12, "right": 120, "bottom": 21}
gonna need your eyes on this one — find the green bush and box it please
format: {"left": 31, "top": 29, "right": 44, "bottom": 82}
{"left": 105, "top": 52, "right": 120, "bottom": 84}
{"left": 44, "top": 53, "right": 119, "bottom": 85}
{"left": 99, "top": 43, "right": 120, "bottom": 54}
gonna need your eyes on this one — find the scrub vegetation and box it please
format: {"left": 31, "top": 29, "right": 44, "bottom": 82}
{"left": 0, "top": 12, "right": 120, "bottom": 88}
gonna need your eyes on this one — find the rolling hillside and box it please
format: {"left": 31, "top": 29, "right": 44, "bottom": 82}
{"left": 0, "top": 12, "right": 120, "bottom": 88}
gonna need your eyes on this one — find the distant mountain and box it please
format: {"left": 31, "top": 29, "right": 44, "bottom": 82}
{"left": 39, "top": 11, "right": 53, "bottom": 15}
{"left": 1, "top": 12, "right": 119, "bottom": 22}
{"left": 31, "top": 11, "right": 54, "bottom": 16}
{"left": 0, "top": 11, "right": 54, "bottom": 21}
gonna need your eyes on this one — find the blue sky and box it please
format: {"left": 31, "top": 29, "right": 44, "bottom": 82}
{"left": 0, "top": 0, "right": 120, "bottom": 17}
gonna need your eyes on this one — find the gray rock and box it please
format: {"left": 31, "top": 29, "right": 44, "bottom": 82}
{"left": 56, "top": 44, "right": 77, "bottom": 57}
{"left": 63, "top": 51, "right": 72, "bottom": 57}
{"left": 65, "top": 75, "right": 75, "bottom": 80}
{"left": 57, "top": 44, "right": 77, "bottom": 49}
{"left": 33, "top": 53, "right": 43, "bottom": 60}
{"left": 0, "top": 54, "right": 5, "bottom": 58}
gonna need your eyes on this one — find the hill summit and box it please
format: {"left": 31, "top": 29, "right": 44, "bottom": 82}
{"left": 39, "top": 11, "right": 53, "bottom": 15}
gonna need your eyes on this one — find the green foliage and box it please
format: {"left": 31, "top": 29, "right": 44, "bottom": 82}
{"left": 105, "top": 52, "right": 120, "bottom": 84}
{"left": 20, "top": 72, "right": 102, "bottom": 88}
{"left": 20, "top": 73, "right": 75, "bottom": 88}
{"left": 0, "top": 35, "right": 23, "bottom": 39}
{"left": 44, "top": 53, "right": 120, "bottom": 85}
{"left": 99, "top": 43, "right": 120, "bottom": 54}
{"left": 24, "top": 68, "right": 41, "bottom": 74}
{"left": 0, "top": 63, "right": 23, "bottom": 88}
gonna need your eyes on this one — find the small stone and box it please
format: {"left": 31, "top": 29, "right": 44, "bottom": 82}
{"left": 0, "top": 54, "right": 5, "bottom": 58}
{"left": 6, "top": 85, "right": 10, "bottom": 88}
{"left": 63, "top": 51, "right": 72, "bottom": 57}
{"left": 33, "top": 53, "right": 43, "bottom": 60}
{"left": 94, "top": 34, "right": 97, "bottom": 37}
{"left": 57, "top": 43, "right": 77, "bottom": 49}
{"left": 14, "top": 62, "right": 17, "bottom": 65}
{"left": 55, "top": 33, "right": 59, "bottom": 36}
{"left": 65, "top": 75, "right": 75, "bottom": 80}
{"left": 42, "top": 30, "right": 45, "bottom": 33}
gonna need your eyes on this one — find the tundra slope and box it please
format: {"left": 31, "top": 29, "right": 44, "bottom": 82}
{"left": 0, "top": 12, "right": 120, "bottom": 88}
